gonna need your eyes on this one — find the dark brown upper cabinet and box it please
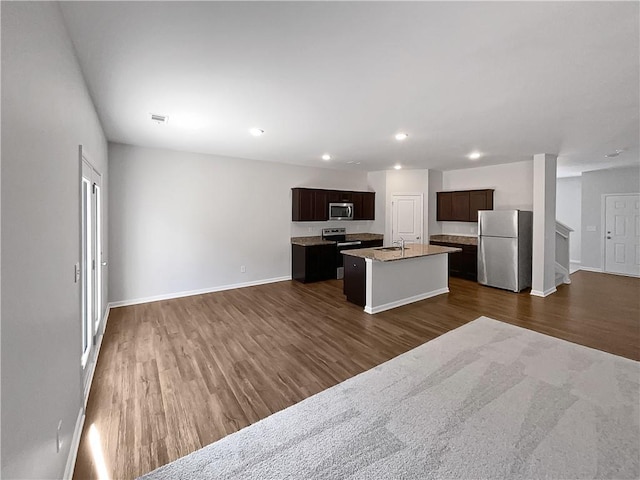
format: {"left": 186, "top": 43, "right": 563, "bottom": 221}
{"left": 437, "top": 189, "right": 494, "bottom": 222}
{"left": 451, "top": 191, "right": 470, "bottom": 221}
{"left": 469, "top": 189, "right": 494, "bottom": 221}
{"left": 436, "top": 192, "right": 453, "bottom": 221}
{"left": 313, "top": 190, "right": 329, "bottom": 221}
{"left": 292, "top": 188, "right": 316, "bottom": 221}
{"left": 292, "top": 188, "right": 375, "bottom": 221}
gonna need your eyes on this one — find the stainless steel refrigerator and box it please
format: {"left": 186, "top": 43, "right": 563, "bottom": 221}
{"left": 478, "top": 210, "right": 533, "bottom": 292}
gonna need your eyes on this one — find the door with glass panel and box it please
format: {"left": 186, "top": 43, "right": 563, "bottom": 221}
{"left": 81, "top": 150, "right": 105, "bottom": 399}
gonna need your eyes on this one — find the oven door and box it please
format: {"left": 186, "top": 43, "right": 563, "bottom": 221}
{"left": 336, "top": 241, "right": 362, "bottom": 279}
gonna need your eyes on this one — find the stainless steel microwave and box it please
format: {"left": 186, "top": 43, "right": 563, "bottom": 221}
{"left": 329, "top": 202, "right": 354, "bottom": 220}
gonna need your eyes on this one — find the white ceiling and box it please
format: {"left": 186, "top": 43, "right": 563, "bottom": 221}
{"left": 59, "top": 1, "right": 639, "bottom": 177}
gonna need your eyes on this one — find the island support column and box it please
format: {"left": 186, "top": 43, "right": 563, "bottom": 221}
{"left": 531, "top": 153, "right": 557, "bottom": 297}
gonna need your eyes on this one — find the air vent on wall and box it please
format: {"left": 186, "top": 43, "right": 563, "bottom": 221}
{"left": 150, "top": 113, "right": 169, "bottom": 124}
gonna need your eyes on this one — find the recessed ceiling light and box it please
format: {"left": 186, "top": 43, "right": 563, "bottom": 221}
{"left": 249, "top": 128, "right": 264, "bottom": 136}
{"left": 394, "top": 164, "right": 402, "bottom": 170}
{"left": 468, "top": 151, "right": 482, "bottom": 160}
{"left": 322, "top": 154, "right": 331, "bottom": 161}
{"left": 605, "top": 149, "right": 624, "bottom": 158}
{"left": 347, "top": 161, "right": 355, "bottom": 164}
{"left": 395, "top": 133, "right": 409, "bottom": 141}
{"left": 150, "top": 113, "right": 168, "bottom": 124}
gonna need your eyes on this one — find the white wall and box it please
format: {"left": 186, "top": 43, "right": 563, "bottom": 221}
{"left": 556, "top": 176, "right": 582, "bottom": 263}
{"left": 1, "top": 3, "right": 108, "bottom": 478}
{"left": 428, "top": 170, "right": 443, "bottom": 237}
{"left": 109, "top": 143, "right": 371, "bottom": 304}
{"left": 367, "top": 171, "right": 386, "bottom": 235}
{"left": 581, "top": 166, "right": 640, "bottom": 270}
{"left": 441, "top": 160, "right": 534, "bottom": 235}
{"left": 384, "top": 169, "right": 430, "bottom": 244}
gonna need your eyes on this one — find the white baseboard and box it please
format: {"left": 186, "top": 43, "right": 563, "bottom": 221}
{"left": 109, "top": 276, "right": 292, "bottom": 308}
{"left": 579, "top": 266, "right": 603, "bottom": 273}
{"left": 530, "top": 287, "right": 557, "bottom": 298}
{"left": 83, "top": 304, "right": 111, "bottom": 406}
{"left": 66, "top": 304, "right": 111, "bottom": 480}
{"left": 63, "top": 407, "right": 85, "bottom": 480}
{"left": 364, "top": 287, "right": 449, "bottom": 314}
{"left": 569, "top": 261, "right": 581, "bottom": 274}
{"left": 602, "top": 270, "right": 640, "bottom": 278}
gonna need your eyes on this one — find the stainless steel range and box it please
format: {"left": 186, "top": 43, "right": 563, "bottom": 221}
{"left": 322, "top": 227, "right": 362, "bottom": 279}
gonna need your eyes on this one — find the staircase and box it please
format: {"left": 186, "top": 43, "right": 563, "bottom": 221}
{"left": 555, "top": 221, "right": 573, "bottom": 286}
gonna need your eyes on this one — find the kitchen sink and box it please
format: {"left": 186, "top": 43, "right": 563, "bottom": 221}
{"left": 375, "top": 246, "right": 402, "bottom": 251}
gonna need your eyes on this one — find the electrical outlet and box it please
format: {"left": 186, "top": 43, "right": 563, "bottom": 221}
{"left": 240, "top": 265, "right": 246, "bottom": 273}
{"left": 56, "top": 420, "right": 63, "bottom": 453}
{"left": 307, "top": 227, "right": 313, "bottom": 233}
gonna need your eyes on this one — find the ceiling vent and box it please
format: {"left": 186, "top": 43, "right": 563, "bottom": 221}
{"left": 150, "top": 113, "right": 168, "bottom": 124}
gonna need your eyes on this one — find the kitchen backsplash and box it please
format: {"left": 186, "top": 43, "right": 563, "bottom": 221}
{"left": 440, "top": 221, "right": 478, "bottom": 236}
{"left": 290, "top": 220, "right": 377, "bottom": 237}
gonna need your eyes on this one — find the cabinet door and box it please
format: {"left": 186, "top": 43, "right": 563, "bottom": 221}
{"left": 431, "top": 241, "right": 463, "bottom": 278}
{"left": 314, "top": 190, "right": 328, "bottom": 221}
{"left": 462, "top": 245, "right": 478, "bottom": 281}
{"left": 292, "top": 244, "right": 336, "bottom": 283}
{"left": 291, "top": 244, "right": 312, "bottom": 282}
{"left": 448, "top": 249, "right": 463, "bottom": 276}
{"left": 362, "top": 192, "right": 375, "bottom": 220}
{"left": 344, "top": 256, "right": 366, "bottom": 306}
{"left": 316, "top": 244, "right": 337, "bottom": 281}
{"left": 352, "top": 192, "right": 364, "bottom": 220}
{"left": 327, "top": 191, "right": 341, "bottom": 203}
{"left": 451, "top": 191, "right": 470, "bottom": 221}
{"left": 437, "top": 192, "right": 453, "bottom": 221}
{"left": 338, "top": 191, "right": 353, "bottom": 203}
{"left": 469, "top": 190, "right": 494, "bottom": 222}
{"left": 292, "top": 188, "right": 315, "bottom": 221}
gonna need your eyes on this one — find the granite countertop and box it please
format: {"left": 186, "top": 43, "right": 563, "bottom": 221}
{"left": 291, "top": 233, "right": 384, "bottom": 246}
{"left": 345, "top": 233, "right": 383, "bottom": 241}
{"left": 290, "top": 236, "right": 334, "bottom": 246}
{"left": 341, "top": 243, "right": 461, "bottom": 262}
{"left": 430, "top": 234, "right": 478, "bottom": 246}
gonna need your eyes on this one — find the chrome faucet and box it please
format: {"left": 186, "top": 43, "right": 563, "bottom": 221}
{"left": 393, "top": 237, "right": 407, "bottom": 253}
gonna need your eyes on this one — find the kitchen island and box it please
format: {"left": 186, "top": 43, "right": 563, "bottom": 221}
{"left": 341, "top": 244, "right": 461, "bottom": 314}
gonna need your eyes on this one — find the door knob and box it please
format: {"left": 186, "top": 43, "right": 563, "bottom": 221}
{"left": 606, "top": 236, "right": 611, "bottom": 240}
{"left": 101, "top": 261, "right": 108, "bottom": 266}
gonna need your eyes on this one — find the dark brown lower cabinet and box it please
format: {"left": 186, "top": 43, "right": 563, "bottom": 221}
{"left": 292, "top": 244, "right": 336, "bottom": 283}
{"left": 431, "top": 241, "right": 478, "bottom": 281}
{"left": 343, "top": 255, "right": 366, "bottom": 307}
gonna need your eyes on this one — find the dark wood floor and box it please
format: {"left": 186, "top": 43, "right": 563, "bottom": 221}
{"left": 73, "top": 271, "right": 639, "bottom": 479}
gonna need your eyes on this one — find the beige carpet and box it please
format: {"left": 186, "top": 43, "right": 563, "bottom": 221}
{"left": 140, "top": 316, "right": 640, "bottom": 479}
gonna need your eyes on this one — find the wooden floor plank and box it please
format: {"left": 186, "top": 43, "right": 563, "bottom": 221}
{"left": 73, "top": 272, "right": 639, "bottom": 479}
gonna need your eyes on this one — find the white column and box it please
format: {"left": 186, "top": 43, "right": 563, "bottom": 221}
{"left": 531, "top": 154, "right": 557, "bottom": 297}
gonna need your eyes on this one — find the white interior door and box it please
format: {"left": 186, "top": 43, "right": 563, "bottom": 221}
{"left": 604, "top": 194, "right": 640, "bottom": 276}
{"left": 81, "top": 151, "right": 105, "bottom": 398}
{"left": 391, "top": 194, "right": 423, "bottom": 244}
